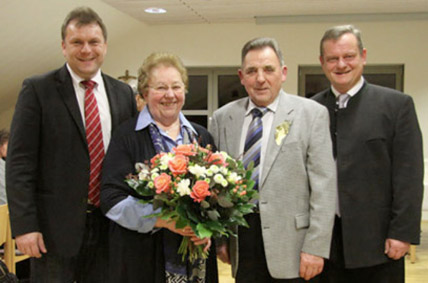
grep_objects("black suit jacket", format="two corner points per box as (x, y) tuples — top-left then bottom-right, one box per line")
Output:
(312, 82), (424, 268)
(6, 65), (137, 257)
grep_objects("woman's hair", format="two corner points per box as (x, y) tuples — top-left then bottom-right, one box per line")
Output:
(137, 52), (188, 95)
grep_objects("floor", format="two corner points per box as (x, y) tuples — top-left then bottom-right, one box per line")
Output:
(218, 221), (428, 283)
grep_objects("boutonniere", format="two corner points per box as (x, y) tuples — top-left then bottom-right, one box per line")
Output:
(275, 121), (292, 146)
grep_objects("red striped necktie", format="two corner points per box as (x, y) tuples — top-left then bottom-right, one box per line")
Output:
(81, 80), (104, 207)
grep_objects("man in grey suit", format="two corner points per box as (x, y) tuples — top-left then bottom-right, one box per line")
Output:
(7, 7), (136, 282)
(312, 25), (423, 283)
(209, 37), (336, 282)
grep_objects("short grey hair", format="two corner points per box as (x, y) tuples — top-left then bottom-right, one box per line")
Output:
(241, 37), (284, 66)
(320, 25), (364, 57)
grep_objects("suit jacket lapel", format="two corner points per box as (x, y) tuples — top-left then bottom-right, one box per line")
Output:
(225, 98), (248, 159)
(56, 65), (87, 145)
(260, 90), (295, 188)
(103, 74), (120, 132)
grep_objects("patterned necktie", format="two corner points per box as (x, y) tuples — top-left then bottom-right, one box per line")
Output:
(338, 93), (350, 109)
(82, 80), (104, 207)
(243, 107), (268, 191)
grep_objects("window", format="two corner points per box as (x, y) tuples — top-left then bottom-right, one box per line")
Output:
(298, 65), (404, 98)
(184, 67), (244, 128)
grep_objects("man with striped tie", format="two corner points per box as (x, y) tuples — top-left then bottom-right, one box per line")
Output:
(6, 7), (136, 282)
(209, 37), (336, 282)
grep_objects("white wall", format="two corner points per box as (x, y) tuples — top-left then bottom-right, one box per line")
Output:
(101, 19), (428, 216)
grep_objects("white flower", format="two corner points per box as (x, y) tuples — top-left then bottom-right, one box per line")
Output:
(206, 168), (214, 177)
(148, 181), (154, 188)
(151, 172), (159, 181)
(176, 179), (191, 196)
(188, 164), (206, 178)
(220, 166), (228, 175)
(221, 179), (228, 187)
(135, 162), (150, 172)
(227, 172), (242, 183)
(159, 153), (173, 170)
(209, 165), (220, 174)
(220, 151), (229, 160)
(138, 169), (150, 181)
(214, 173), (225, 184)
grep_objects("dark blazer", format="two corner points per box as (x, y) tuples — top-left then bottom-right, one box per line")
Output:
(100, 117), (218, 283)
(312, 82), (424, 268)
(6, 64), (137, 257)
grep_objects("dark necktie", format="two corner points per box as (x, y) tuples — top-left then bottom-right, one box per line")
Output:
(243, 107), (268, 191)
(81, 80), (104, 207)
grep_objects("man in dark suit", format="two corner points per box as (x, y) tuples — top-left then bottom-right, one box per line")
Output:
(312, 25), (424, 283)
(210, 37), (336, 282)
(6, 7), (136, 282)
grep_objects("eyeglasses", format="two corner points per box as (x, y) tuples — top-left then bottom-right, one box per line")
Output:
(149, 84), (185, 95)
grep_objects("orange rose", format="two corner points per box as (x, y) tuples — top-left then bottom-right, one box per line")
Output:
(168, 154), (188, 176)
(190, 180), (211, 203)
(207, 152), (227, 166)
(154, 173), (172, 194)
(172, 144), (196, 156)
(150, 153), (166, 167)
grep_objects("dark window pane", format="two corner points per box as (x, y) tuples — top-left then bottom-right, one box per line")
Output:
(218, 75), (247, 107)
(304, 74), (330, 98)
(185, 115), (207, 129)
(185, 75), (208, 110)
(364, 74), (396, 90)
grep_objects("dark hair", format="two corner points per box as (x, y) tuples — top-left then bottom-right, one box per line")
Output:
(61, 6), (107, 41)
(320, 25), (364, 57)
(241, 37), (284, 66)
(0, 129), (9, 146)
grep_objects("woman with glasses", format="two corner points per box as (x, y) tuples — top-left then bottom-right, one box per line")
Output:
(100, 52), (218, 283)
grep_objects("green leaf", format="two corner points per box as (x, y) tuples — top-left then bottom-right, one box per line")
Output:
(200, 200), (210, 209)
(207, 210), (220, 221)
(152, 199), (164, 210)
(218, 195), (234, 208)
(175, 217), (189, 229)
(196, 223), (213, 238)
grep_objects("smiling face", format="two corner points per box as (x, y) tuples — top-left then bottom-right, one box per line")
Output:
(61, 19), (107, 80)
(320, 33), (367, 94)
(143, 65), (185, 126)
(239, 46), (287, 107)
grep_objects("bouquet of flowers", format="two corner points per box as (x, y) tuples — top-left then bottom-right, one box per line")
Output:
(125, 143), (258, 262)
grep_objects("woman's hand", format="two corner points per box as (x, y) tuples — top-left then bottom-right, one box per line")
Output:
(155, 218), (211, 251)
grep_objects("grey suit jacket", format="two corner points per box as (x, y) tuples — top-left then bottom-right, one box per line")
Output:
(209, 90), (336, 279)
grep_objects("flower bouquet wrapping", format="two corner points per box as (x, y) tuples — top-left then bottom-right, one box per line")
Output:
(125, 143), (258, 262)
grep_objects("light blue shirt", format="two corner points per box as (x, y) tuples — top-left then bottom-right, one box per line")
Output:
(106, 107), (197, 233)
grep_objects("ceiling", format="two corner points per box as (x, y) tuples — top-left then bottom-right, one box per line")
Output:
(102, 0), (428, 25)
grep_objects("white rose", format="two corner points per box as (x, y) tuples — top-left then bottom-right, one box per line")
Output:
(188, 164), (206, 178)
(176, 179), (191, 196)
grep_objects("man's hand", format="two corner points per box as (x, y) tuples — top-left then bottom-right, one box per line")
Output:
(216, 242), (230, 264)
(385, 238), (410, 260)
(299, 252), (324, 280)
(15, 232), (47, 258)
